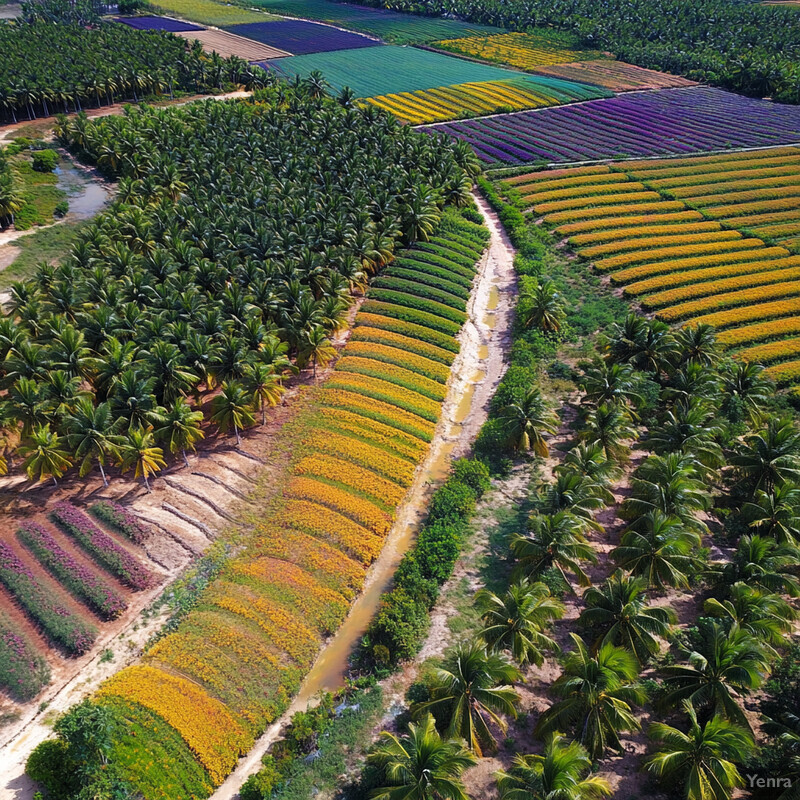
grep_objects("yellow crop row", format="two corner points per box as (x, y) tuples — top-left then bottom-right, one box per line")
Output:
(717, 316), (800, 347)
(595, 238), (763, 273)
(569, 221), (723, 247)
(544, 201), (687, 225)
(624, 255), (800, 297)
(302, 429), (416, 484)
(293, 454), (406, 508)
(100, 666), (252, 784)
(643, 267), (800, 310)
(579, 230), (740, 259)
(523, 177), (641, 205)
(686, 186), (800, 208)
(317, 406), (427, 462)
(535, 190), (660, 215)
(689, 296), (800, 330)
(350, 325), (455, 366)
(658, 280), (800, 322)
(337, 355), (447, 402)
(345, 341), (451, 383)
(765, 359), (800, 385)
(507, 164), (610, 186)
(326, 372), (441, 422)
(282, 498), (382, 564)
(703, 197), (800, 218)
(735, 337), (800, 364)
(610, 246), (789, 284)
(754, 222), (800, 238)
(555, 210), (704, 235)
(644, 163), (800, 190)
(618, 147), (800, 175)
(661, 174), (800, 198)
(434, 31), (594, 69)
(511, 171), (626, 196)
(285, 476), (392, 536)
(719, 210), (799, 228)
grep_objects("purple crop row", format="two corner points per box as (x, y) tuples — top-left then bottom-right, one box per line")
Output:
(115, 15), (205, 32)
(17, 522), (127, 621)
(0, 542), (96, 656)
(90, 501), (151, 546)
(423, 87), (800, 164)
(226, 19), (380, 55)
(0, 614), (50, 702)
(51, 503), (152, 592)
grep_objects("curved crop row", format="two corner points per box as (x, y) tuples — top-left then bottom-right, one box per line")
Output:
(580, 230), (741, 259)
(0, 614), (50, 702)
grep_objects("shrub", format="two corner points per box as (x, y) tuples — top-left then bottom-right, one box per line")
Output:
(415, 520), (463, 583)
(31, 149), (58, 172)
(240, 756), (281, 800)
(0, 614), (51, 701)
(452, 457), (491, 498)
(89, 501), (151, 545)
(54, 200), (69, 218)
(369, 589), (429, 662)
(428, 479), (476, 522)
(26, 739), (76, 797)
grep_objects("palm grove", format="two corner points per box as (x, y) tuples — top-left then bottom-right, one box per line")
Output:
(357, 312), (800, 800)
(0, 79), (479, 488)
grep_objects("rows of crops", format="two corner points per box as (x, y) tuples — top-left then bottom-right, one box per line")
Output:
(364, 75), (610, 124)
(175, 28), (290, 59)
(226, 19), (379, 54)
(535, 59), (696, 91)
(150, 0), (278, 26)
(424, 87), (800, 164)
(78, 213), (487, 799)
(0, 504), (154, 701)
(432, 31), (602, 69)
(503, 149), (800, 386)
(116, 15), (205, 31)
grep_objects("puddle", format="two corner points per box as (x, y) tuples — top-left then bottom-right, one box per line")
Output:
(478, 345), (489, 360)
(55, 160), (111, 219)
(487, 285), (499, 311)
(483, 312), (497, 329)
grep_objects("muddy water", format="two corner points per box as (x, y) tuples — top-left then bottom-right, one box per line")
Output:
(210, 193), (518, 800)
(55, 160), (112, 219)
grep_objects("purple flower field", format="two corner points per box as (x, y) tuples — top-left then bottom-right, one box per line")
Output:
(0, 614), (50, 702)
(115, 16), (205, 32)
(422, 87), (800, 165)
(226, 19), (380, 55)
(90, 501), (151, 546)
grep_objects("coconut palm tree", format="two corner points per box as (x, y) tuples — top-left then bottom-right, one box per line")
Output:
(476, 579), (564, 666)
(298, 325), (337, 379)
(719, 360), (771, 424)
(612, 511), (700, 589)
(535, 634), (645, 760)
(660, 621), (769, 731)
(499, 387), (558, 456)
(411, 641), (520, 756)
(645, 400), (723, 473)
(63, 398), (125, 486)
(520, 279), (565, 334)
(730, 417), (800, 498)
(19, 424), (72, 486)
(539, 472), (611, 531)
(580, 361), (642, 410)
(153, 398), (204, 468)
(703, 582), (795, 653)
(555, 442), (621, 488)
(243, 363), (284, 426)
(510, 511), (597, 589)
(367, 713), (476, 800)
(579, 570), (676, 663)
(743, 483), (800, 544)
(579, 402), (636, 463)
(210, 381), (256, 447)
(706, 534), (800, 597)
(644, 701), (754, 800)
(496, 733), (611, 800)
(674, 323), (720, 368)
(119, 427), (166, 493)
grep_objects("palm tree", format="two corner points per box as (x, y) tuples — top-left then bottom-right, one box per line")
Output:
(499, 387), (558, 456)
(645, 400), (723, 473)
(539, 472), (610, 531)
(674, 323), (720, 367)
(555, 442), (621, 488)
(510, 511), (597, 589)
(660, 621), (769, 731)
(412, 641), (520, 756)
(580, 362), (642, 410)
(579, 570), (676, 663)
(496, 733), (611, 800)
(579, 403), (636, 463)
(19, 424), (72, 486)
(210, 381), (256, 446)
(153, 398), (204, 468)
(612, 511), (700, 589)
(606, 315), (677, 377)
(298, 325), (337, 378)
(706, 534), (800, 597)
(703, 582), (795, 653)
(644, 702), (754, 800)
(367, 713), (476, 800)
(244, 363), (284, 425)
(63, 398), (125, 487)
(720, 360), (771, 423)
(520, 279), (565, 334)
(120, 427), (166, 493)
(730, 417), (800, 498)
(743, 483), (800, 544)
(535, 634), (645, 760)
(476, 580), (564, 666)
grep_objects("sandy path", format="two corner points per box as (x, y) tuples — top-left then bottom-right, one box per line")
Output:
(207, 194), (518, 800)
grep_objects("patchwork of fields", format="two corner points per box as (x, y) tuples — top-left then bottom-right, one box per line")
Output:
(502, 147), (800, 385)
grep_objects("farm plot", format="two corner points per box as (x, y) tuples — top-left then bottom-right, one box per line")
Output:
(425, 86), (800, 165)
(266, 45), (582, 98)
(534, 59), (696, 91)
(364, 75), (610, 124)
(80, 214), (488, 799)
(115, 15), (205, 31)
(175, 28), (290, 59)
(225, 19), (379, 54)
(432, 31), (605, 69)
(247, 0), (502, 42)
(503, 162), (800, 387)
(149, 0), (277, 26)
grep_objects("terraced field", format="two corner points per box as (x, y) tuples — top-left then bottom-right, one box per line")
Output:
(502, 148), (800, 386)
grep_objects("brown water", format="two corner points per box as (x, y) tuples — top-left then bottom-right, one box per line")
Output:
(55, 161), (112, 219)
(487, 285), (500, 311)
(483, 311), (497, 329)
(478, 344), (489, 360)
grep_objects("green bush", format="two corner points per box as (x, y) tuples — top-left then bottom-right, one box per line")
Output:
(415, 520), (463, 583)
(26, 740), (76, 797)
(428, 479), (476, 522)
(369, 589), (429, 662)
(31, 149), (58, 173)
(452, 457), (491, 498)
